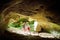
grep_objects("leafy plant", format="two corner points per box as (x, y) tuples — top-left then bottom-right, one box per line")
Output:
(8, 18), (34, 31)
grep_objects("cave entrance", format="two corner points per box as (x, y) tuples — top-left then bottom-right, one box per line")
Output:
(7, 12), (39, 35)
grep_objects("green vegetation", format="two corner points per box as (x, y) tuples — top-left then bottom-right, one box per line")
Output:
(29, 21), (34, 31)
(8, 18), (34, 31)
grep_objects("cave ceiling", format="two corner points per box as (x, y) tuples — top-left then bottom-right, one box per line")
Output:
(0, 0), (60, 24)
